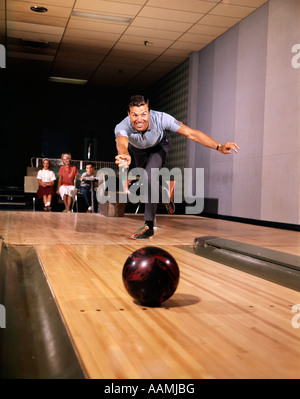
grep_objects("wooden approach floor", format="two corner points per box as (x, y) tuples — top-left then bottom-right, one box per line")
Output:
(0, 210), (299, 379)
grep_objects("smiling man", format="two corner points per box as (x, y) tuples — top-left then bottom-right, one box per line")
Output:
(114, 95), (239, 239)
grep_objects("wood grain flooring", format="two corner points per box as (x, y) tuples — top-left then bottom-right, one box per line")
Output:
(0, 211), (299, 379)
(0, 211), (299, 254)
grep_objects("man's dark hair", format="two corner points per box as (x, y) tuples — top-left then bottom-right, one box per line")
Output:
(128, 95), (150, 112)
(86, 162), (94, 167)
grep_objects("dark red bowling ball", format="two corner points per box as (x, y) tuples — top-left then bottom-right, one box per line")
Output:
(122, 246), (180, 306)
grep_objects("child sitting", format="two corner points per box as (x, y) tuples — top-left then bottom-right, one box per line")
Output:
(37, 158), (56, 211)
(79, 162), (98, 213)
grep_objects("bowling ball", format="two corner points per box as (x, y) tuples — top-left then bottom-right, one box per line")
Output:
(122, 246), (180, 306)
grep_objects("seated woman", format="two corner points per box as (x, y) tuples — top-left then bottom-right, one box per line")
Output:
(37, 158), (56, 211)
(57, 153), (79, 212)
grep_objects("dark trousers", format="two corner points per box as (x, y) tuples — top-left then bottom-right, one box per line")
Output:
(79, 186), (97, 210)
(129, 137), (171, 222)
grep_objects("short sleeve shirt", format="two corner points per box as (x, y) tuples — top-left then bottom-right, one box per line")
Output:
(80, 171), (98, 188)
(58, 165), (78, 186)
(37, 169), (56, 183)
(114, 110), (182, 149)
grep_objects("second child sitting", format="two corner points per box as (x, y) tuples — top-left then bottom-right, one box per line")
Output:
(79, 162), (98, 213)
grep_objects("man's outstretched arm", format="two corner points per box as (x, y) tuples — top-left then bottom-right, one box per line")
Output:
(177, 123), (240, 154)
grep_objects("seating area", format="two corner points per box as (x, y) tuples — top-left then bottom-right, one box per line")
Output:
(23, 157), (179, 216)
(24, 158), (117, 213)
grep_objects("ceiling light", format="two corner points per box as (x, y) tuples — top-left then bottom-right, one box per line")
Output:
(49, 77), (88, 85)
(21, 39), (49, 49)
(72, 11), (132, 23)
(30, 6), (48, 13)
(8, 52), (54, 62)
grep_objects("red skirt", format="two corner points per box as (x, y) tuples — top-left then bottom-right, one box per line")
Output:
(37, 185), (55, 199)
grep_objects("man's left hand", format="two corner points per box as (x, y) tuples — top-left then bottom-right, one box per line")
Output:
(219, 142), (240, 154)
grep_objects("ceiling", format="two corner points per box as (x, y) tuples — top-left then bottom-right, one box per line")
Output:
(1, 0), (269, 91)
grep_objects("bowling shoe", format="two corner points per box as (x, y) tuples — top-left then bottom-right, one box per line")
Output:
(131, 224), (154, 239)
(164, 199), (175, 214)
(162, 186), (175, 214)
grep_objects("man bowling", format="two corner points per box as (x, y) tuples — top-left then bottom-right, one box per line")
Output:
(114, 95), (239, 239)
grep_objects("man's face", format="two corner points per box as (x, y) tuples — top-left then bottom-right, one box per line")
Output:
(128, 104), (150, 132)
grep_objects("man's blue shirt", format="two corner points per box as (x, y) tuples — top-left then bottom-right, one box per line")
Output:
(114, 110), (181, 149)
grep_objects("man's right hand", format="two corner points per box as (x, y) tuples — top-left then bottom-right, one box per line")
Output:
(115, 154), (131, 168)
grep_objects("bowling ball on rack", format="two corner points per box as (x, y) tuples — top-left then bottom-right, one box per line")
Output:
(122, 246), (180, 306)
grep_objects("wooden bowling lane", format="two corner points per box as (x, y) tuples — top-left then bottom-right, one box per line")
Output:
(35, 243), (300, 379)
(0, 211), (299, 255)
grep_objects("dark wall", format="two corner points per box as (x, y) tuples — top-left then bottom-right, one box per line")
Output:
(0, 80), (129, 187)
